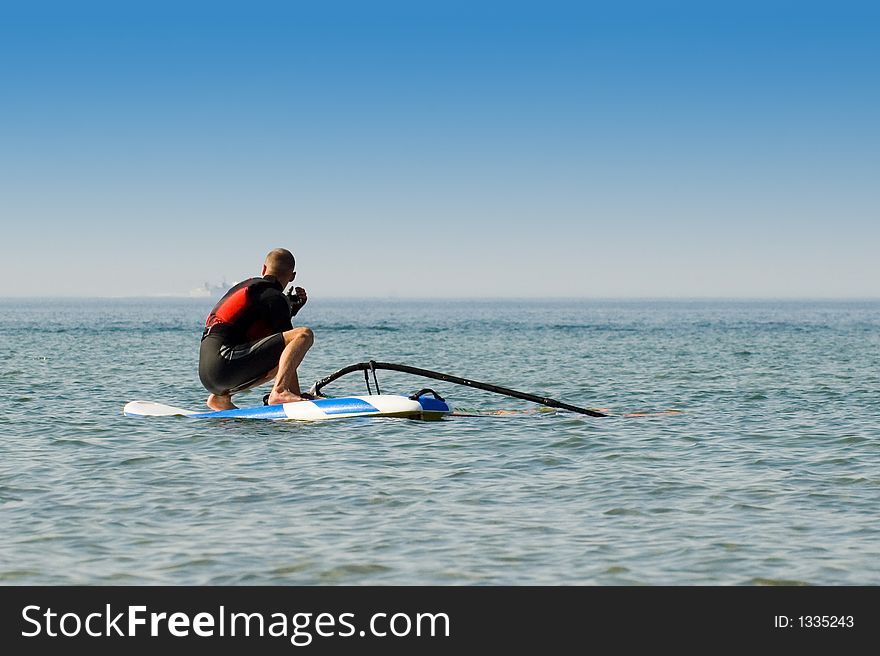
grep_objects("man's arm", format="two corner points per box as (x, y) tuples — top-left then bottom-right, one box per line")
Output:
(267, 291), (295, 333)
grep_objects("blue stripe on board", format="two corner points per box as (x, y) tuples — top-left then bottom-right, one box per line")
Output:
(416, 396), (451, 413)
(312, 398), (380, 415)
(190, 405), (289, 420)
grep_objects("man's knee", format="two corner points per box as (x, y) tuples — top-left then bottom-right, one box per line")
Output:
(296, 327), (314, 346)
(284, 326), (314, 347)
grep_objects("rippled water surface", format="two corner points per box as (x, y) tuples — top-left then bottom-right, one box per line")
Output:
(2, 299), (879, 584)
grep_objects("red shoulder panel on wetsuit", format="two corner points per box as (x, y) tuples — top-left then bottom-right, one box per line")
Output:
(206, 286), (250, 328)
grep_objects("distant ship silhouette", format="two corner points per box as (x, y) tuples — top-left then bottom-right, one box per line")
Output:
(188, 280), (232, 298)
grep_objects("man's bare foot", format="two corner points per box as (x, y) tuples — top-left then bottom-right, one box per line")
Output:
(267, 390), (318, 404)
(207, 394), (237, 411)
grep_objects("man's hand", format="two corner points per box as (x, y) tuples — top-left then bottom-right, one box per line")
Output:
(285, 286), (308, 317)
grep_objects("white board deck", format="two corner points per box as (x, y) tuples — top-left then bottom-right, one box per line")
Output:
(123, 394), (452, 421)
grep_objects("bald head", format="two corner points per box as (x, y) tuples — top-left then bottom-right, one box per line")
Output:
(264, 248), (295, 278)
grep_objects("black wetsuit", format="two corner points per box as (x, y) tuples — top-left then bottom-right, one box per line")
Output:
(198, 275), (293, 395)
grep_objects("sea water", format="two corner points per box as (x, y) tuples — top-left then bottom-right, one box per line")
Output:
(1, 299), (878, 585)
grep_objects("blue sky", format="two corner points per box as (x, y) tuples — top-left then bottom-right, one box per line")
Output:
(2, 0), (878, 297)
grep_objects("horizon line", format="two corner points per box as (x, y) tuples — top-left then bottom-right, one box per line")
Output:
(2, 295), (879, 302)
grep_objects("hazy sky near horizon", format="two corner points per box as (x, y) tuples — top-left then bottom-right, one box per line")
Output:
(2, 0), (878, 298)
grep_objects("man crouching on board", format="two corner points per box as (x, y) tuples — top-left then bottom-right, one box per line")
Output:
(198, 248), (315, 410)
